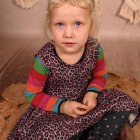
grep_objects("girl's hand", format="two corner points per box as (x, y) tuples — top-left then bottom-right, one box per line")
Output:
(60, 101), (89, 118)
(83, 92), (98, 112)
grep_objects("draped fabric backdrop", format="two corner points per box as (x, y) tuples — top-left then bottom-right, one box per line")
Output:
(0, 0), (140, 98)
(14, 0), (140, 24)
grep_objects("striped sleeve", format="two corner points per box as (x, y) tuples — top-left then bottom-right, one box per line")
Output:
(25, 56), (64, 113)
(86, 45), (108, 94)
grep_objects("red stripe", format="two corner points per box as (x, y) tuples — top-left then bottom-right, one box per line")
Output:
(32, 93), (45, 107)
(96, 57), (105, 66)
(30, 63), (48, 81)
(90, 76), (107, 85)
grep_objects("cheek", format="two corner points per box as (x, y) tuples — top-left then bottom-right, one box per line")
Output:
(54, 33), (61, 39)
(52, 31), (60, 40)
(52, 27), (63, 35)
(53, 33), (62, 44)
(78, 31), (89, 41)
(78, 27), (90, 36)
(51, 26), (60, 36)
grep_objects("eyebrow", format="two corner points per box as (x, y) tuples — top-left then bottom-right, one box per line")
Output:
(52, 17), (87, 22)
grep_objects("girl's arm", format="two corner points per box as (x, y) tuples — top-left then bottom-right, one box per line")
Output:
(86, 45), (108, 94)
(25, 56), (64, 113)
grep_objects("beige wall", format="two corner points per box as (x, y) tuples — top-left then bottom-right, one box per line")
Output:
(0, 0), (140, 81)
(100, 0), (140, 41)
(0, 0), (140, 39)
(0, 0), (48, 37)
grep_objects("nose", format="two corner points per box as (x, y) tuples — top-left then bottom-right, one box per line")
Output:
(64, 26), (74, 38)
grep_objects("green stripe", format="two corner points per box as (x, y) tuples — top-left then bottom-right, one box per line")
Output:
(33, 58), (48, 75)
(26, 95), (35, 103)
(98, 48), (103, 61)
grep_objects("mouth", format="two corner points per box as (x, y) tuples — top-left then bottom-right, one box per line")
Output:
(63, 42), (76, 47)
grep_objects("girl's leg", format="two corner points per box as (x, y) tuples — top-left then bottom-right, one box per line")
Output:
(69, 111), (131, 140)
(86, 111), (131, 140)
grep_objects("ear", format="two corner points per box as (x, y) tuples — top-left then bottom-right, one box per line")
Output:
(89, 20), (96, 36)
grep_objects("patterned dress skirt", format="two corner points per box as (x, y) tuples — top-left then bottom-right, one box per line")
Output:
(8, 89), (140, 140)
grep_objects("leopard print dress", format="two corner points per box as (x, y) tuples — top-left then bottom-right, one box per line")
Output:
(8, 38), (140, 140)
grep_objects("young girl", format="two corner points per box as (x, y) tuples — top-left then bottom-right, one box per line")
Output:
(8, 0), (140, 139)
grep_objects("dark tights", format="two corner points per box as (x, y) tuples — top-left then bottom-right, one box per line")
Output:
(69, 111), (131, 140)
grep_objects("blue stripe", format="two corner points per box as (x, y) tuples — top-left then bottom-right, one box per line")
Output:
(53, 98), (63, 113)
(25, 90), (37, 97)
(99, 44), (102, 53)
(102, 74), (108, 79)
(87, 87), (100, 93)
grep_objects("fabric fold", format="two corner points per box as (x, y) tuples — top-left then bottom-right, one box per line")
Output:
(119, 0), (140, 24)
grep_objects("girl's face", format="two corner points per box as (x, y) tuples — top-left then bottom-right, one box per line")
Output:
(50, 2), (93, 55)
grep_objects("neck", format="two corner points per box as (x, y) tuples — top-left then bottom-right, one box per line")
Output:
(55, 47), (85, 65)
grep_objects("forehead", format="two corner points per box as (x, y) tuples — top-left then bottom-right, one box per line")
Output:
(51, 3), (90, 21)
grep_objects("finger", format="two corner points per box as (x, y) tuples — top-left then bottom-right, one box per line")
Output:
(77, 102), (89, 110)
(71, 113), (79, 118)
(90, 100), (97, 107)
(87, 102), (97, 111)
(83, 98), (87, 105)
(75, 108), (88, 116)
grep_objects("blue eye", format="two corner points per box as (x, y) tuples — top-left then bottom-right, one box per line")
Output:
(75, 22), (81, 26)
(57, 23), (63, 26)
